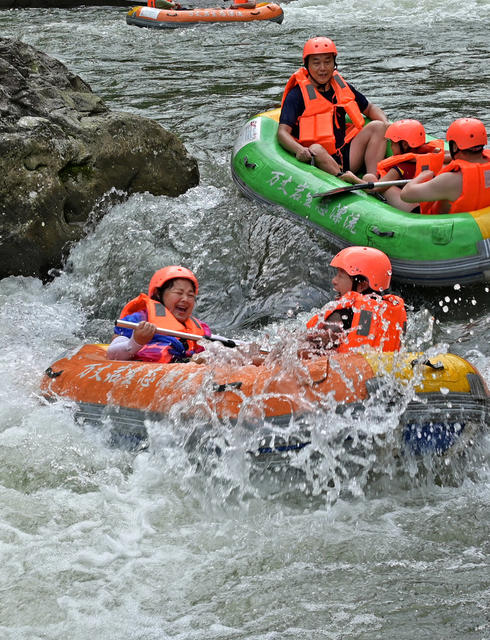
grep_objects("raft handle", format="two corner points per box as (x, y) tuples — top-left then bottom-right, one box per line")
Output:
(410, 359), (444, 370)
(45, 367), (63, 378)
(371, 226), (395, 238)
(243, 156), (257, 169)
(213, 381), (243, 393)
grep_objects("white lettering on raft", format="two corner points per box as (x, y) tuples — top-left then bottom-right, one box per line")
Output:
(78, 363), (166, 388)
(265, 171), (359, 233)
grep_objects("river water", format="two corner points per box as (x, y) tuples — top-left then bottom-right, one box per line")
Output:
(0, 2), (489, 638)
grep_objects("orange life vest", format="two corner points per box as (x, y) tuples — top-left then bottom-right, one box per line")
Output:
(119, 293), (205, 356)
(281, 68), (365, 154)
(377, 140), (445, 179)
(420, 150), (490, 215)
(306, 291), (406, 353)
(147, 0), (173, 7)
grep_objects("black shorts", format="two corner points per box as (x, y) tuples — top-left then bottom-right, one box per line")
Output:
(333, 142), (352, 172)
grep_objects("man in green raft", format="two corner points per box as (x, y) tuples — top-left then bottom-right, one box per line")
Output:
(278, 36), (389, 181)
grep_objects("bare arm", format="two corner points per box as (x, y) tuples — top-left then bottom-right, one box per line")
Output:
(304, 312), (344, 351)
(277, 123), (314, 163)
(400, 170), (462, 204)
(370, 167), (402, 192)
(107, 335), (142, 361)
(106, 321), (157, 361)
(363, 102), (390, 124)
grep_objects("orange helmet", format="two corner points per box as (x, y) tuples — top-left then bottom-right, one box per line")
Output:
(385, 119), (426, 148)
(148, 266), (199, 299)
(303, 37), (337, 62)
(330, 246), (392, 292)
(446, 118), (487, 150)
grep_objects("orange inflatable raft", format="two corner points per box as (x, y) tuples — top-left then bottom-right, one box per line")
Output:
(126, 3), (284, 28)
(40, 343), (488, 456)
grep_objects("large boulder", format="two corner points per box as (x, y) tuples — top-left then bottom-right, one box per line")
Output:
(0, 37), (199, 279)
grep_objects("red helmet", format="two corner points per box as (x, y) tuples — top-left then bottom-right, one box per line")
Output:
(303, 37), (337, 62)
(330, 246), (392, 292)
(148, 266), (199, 299)
(385, 119), (426, 148)
(446, 118), (487, 150)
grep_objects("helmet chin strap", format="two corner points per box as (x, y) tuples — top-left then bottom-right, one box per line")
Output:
(449, 140), (458, 159)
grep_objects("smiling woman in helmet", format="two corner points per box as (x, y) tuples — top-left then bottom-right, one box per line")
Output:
(107, 266), (211, 363)
(278, 37), (389, 180)
(400, 117), (490, 214)
(305, 246), (406, 354)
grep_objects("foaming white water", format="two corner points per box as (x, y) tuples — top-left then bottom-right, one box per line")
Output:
(286, 0), (489, 23)
(2, 447), (489, 638)
(1, 276), (488, 638)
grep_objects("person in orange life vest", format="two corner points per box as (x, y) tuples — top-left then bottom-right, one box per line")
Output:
(356, 119), (446, 212)
(304, 246), (406, 354)
(106, 266), (211, 363)
(400, 117), (490, 214)
(230, 0), (256, 8)
(277, 37), (389, 180)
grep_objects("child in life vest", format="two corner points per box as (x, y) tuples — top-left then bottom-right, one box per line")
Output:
(401, 117), (490, 215)
(304, 246), (406, 354)
(360, 119), (445, 212)
(107, 266), (211, 363)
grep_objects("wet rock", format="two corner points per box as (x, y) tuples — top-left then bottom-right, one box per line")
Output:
(0, 37), (199, 279)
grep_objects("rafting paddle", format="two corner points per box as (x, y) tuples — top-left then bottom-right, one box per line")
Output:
(116, 319), (240, 348)
(313, 179), (410, 198)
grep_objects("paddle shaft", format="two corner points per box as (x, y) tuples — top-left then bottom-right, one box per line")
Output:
(313, 179), (410, 198)
(116, 319), (237, 348)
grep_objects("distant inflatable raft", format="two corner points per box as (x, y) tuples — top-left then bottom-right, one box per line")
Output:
(126, 3), (284, 28)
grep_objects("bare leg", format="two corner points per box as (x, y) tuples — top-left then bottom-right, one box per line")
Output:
(308, 143), (342, 174)
(363, 172), (377, 181)
(349, 121), (388, 174)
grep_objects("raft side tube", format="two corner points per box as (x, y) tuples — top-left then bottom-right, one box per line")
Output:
(231, 112), (490, 286)
(40, 344), (488, 458)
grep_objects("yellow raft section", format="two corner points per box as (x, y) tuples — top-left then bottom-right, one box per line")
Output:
(364, 352), (480, 394)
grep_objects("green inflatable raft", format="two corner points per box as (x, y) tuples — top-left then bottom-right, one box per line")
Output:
(231, 109), (490, 287)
